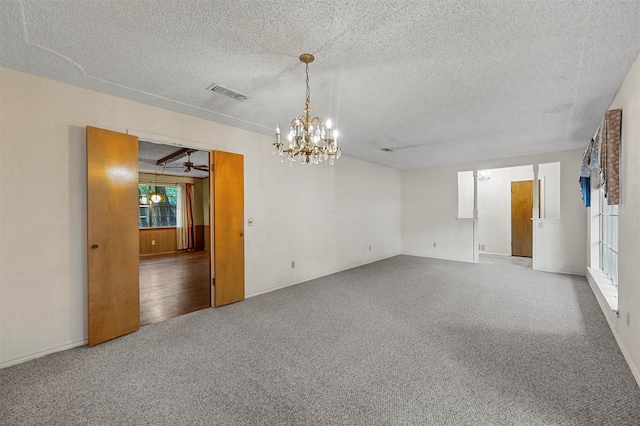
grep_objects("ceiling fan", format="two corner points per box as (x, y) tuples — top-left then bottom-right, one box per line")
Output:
(179, 152), (209, 173)
(156, 149), (209, 173)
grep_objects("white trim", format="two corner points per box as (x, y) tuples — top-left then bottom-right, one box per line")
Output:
(535, 217), (563, 222)
(401, 253), (581, 271)
(400, 252), (476, 263)
(245, 254), (399, 298)
(472, 170), (479, 264)
(1, 339), (88, 369)
(586, 268), (640, 388)
(612, 327), (640, 388)
(586, 267), (618, 312)
(533, 268), (585, 276)
(533, 164), (539, 271)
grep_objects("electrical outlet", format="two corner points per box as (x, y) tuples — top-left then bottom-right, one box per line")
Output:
(291, 261), (295, 269)
(627, 312), (630, 327)
(369, 245), (372, 251)
(433, 242), (437, 248)
(151, 240), (156, 246)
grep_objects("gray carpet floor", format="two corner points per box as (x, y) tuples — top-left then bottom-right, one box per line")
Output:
(1, 255), (639, 425)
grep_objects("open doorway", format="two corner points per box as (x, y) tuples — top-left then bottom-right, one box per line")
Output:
(457, 162), (561, 269)
(476, 165), (535, 267)
(137, 141), (211, 326)
(87, 126), (245, 345)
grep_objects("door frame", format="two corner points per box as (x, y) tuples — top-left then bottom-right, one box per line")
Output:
(87, 128), (245, 342)
(128, 129), (244, 306)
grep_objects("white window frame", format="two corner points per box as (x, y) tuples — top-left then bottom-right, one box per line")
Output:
(598, 186), (619, 287)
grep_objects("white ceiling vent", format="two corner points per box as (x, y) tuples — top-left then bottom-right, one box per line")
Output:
(206, 83), (248, 101)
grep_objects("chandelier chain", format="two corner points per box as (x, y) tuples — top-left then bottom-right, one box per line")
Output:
(305, 63), (310, 110)
(273, 53), (341, 165)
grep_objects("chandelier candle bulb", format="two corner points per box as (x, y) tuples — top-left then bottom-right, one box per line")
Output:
(273, 53), (341, 165)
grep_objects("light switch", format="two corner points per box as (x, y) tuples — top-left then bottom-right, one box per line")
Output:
(248, 218), (254, 226)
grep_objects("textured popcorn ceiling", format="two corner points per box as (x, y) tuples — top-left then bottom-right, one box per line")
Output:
(1, 0), (639, 169)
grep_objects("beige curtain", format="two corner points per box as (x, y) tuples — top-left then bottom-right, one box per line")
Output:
(601, 109), (622, 205)
(176, 183), (195, 250)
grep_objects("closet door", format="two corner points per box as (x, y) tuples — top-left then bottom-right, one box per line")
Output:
(212, 151), (245, 307)
(87, 126), (140, 346)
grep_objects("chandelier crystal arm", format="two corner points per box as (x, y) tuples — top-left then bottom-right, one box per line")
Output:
(273, 53), (341, 165)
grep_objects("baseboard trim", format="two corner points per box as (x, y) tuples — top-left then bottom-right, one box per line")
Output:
(586, 269), (640, 388)
(609, 325), (640, 389)
(533, 267), (585, 276)
(246, 254), (400, 299)
(1, 339), (88, 369)
(3, 255), (400, 369)
(586, 267), (618, 311)
(401, 253), (585, 275)
(400, 252), (475, 263)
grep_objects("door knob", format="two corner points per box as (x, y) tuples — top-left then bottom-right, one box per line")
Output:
(91, 244), (99, 249)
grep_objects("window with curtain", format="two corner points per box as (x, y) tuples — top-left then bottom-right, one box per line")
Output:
(581, 108), (621, 289)
(138, 184), (178, 228)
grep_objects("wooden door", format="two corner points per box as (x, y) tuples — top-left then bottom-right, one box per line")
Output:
(212, 151), (245, 307)
(87, 126), (140, 346)
(511, 180), (537, 258)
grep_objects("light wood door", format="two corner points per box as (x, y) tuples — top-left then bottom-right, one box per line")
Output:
(212, 151), (245, 307)
(87, 126), (140, 346)
(511, 180), (536, 258)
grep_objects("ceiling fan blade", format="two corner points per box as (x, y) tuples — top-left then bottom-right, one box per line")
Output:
(156, 148), (196, 166)
(194, 165), (209, 172)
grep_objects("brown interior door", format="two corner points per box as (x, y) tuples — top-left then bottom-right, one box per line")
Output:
(511, 180), (537, 258)
(87, 126), (140, 346)
(212, 151), (245, 307)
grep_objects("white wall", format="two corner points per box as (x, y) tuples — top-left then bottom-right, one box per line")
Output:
(401, 149), (587, 274)
(402, 166), (475, 262)
(587, 53), (640, 385)
(0, 68), (401, 367)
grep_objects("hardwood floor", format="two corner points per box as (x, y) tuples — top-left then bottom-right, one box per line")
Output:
(139, 251), (211, 326)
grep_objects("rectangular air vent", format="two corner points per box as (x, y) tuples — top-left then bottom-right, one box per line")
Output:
(206, 83), (248, 101)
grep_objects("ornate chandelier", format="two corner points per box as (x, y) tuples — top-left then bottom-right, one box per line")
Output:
(274, 53), (341, 165)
